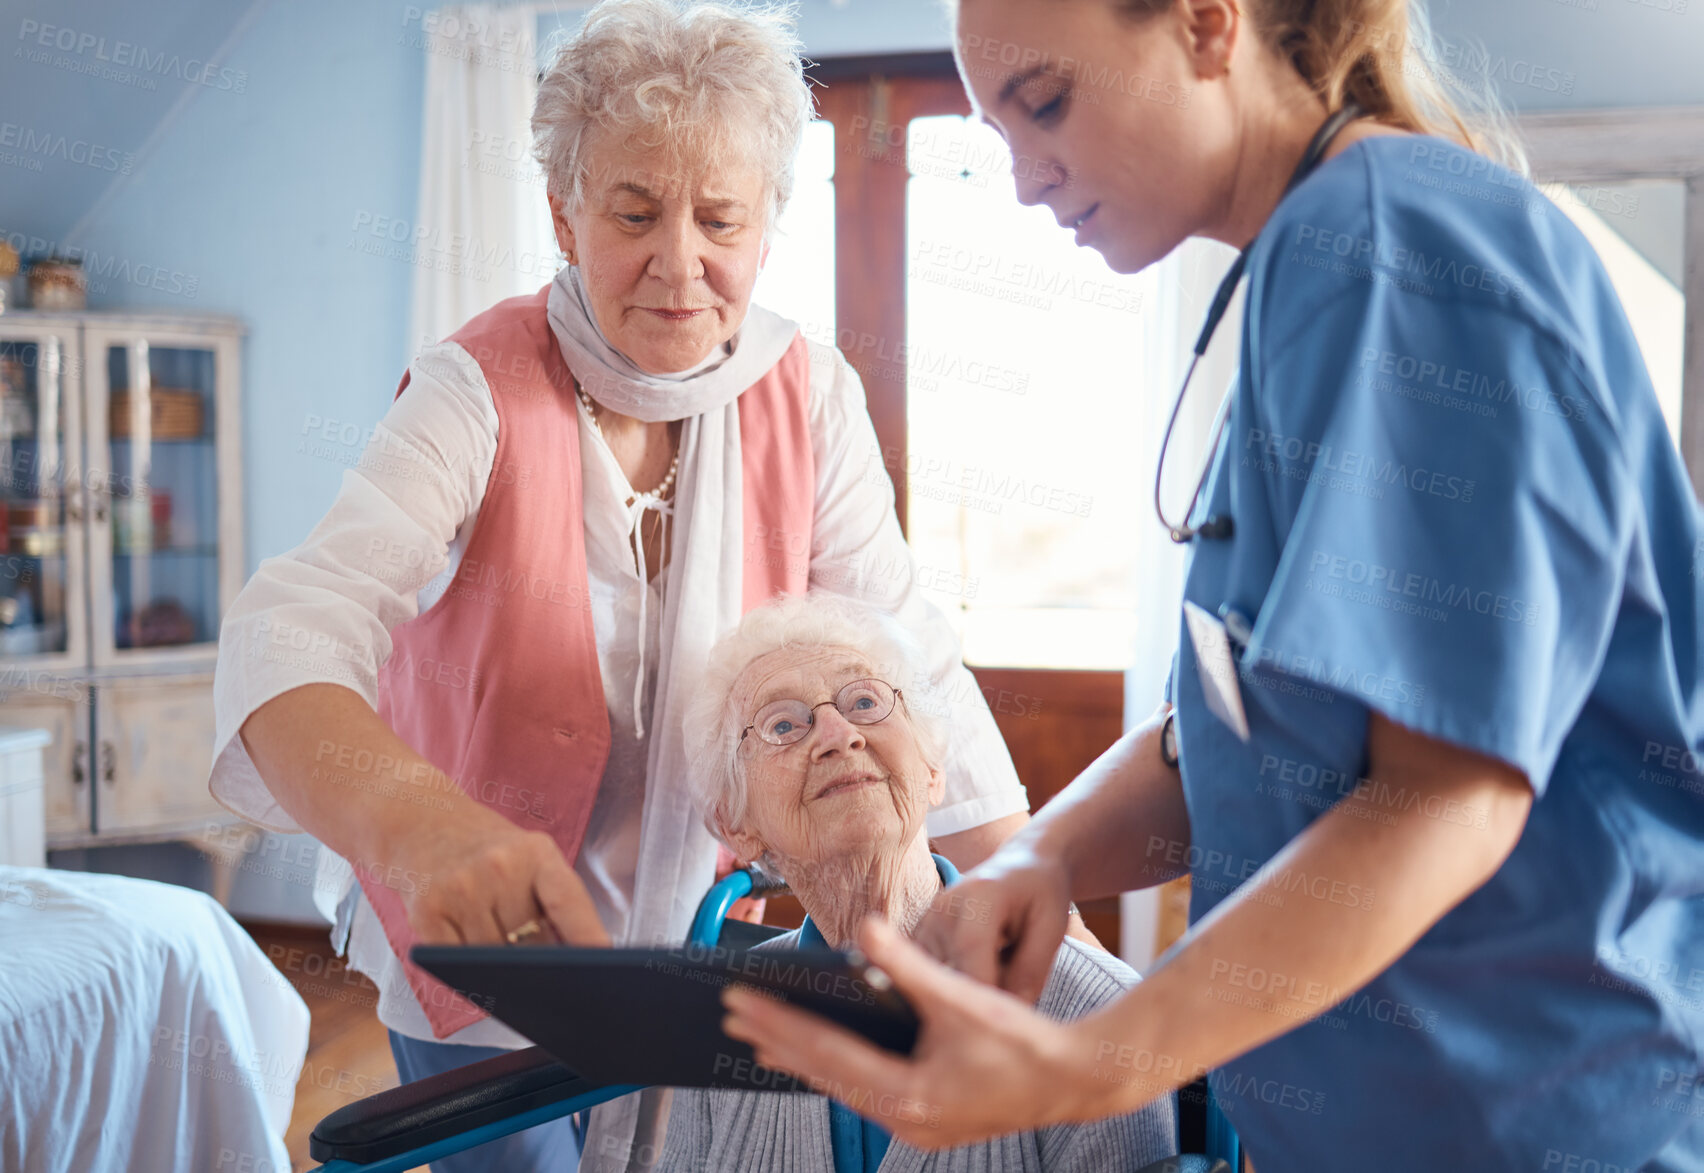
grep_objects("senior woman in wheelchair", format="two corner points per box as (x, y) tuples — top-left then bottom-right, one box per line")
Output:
(663, 593), (1177, 1172)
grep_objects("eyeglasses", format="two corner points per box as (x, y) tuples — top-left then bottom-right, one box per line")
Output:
(740, 678), (902, 747)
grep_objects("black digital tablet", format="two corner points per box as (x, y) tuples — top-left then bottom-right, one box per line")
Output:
(411, 943), (919, 1092)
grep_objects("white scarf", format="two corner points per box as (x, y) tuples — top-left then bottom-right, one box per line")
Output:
(547, 265), (798, 1173)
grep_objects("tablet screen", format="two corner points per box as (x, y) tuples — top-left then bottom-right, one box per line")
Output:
(412, 943), (918, 1091)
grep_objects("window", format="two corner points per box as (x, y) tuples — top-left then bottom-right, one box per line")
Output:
(752, 120), (837, 339)
(903, 115), (1158, 669)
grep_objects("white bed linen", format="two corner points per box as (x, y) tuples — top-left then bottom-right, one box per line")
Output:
(0, 867), (310, 1173)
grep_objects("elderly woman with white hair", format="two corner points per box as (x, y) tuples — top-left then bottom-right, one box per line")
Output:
(207, 2), (1033, 1170)
(665, 593), (1176, 1172)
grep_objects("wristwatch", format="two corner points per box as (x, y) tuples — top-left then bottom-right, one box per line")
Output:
(1159, 709), (1179, 769)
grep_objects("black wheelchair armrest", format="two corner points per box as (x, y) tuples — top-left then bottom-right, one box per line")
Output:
(308, 1045), (591, 1165)
(716, 919), (791, 948)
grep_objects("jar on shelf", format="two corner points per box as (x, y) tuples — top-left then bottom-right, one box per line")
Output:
(113, 497), (146, 552)
(26, 257), (87, 311)
(0, 240), (18, 314)
(0, 356), (31, 440)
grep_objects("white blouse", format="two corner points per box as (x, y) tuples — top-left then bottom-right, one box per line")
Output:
(209, 335), (1028, 1046)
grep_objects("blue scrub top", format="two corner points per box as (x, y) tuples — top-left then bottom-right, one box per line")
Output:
(1171, 135), (1704, 1172)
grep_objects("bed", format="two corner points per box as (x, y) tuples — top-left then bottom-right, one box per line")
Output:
(0, 865), (310, 1173)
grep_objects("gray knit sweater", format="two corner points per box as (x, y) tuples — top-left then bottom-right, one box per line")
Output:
(658, 932), (1176, 1173)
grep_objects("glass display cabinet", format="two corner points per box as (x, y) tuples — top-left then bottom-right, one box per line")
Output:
(0, 310), (244, 849)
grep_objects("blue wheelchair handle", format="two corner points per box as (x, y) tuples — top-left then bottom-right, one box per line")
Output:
(689, 869), (753, 948)
(688, 864), (792, 949)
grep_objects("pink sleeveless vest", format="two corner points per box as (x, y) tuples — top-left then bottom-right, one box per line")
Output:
(370, 285), (814, 1037)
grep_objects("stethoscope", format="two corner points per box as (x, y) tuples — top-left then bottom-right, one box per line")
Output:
(1153, 102), (1366, 544)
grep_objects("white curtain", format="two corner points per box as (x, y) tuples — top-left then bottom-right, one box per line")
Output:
(409, 4), (559, 351)
(1120, 237), (1244, 971)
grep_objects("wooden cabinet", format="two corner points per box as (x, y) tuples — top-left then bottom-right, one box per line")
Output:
(92, 674), (222, 836)
(0, 311), (243, 849)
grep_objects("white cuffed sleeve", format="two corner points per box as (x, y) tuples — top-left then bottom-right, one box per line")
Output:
(207, 343), (499, 831)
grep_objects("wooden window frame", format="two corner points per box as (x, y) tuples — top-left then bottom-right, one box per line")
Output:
(812, 56), (968, 532)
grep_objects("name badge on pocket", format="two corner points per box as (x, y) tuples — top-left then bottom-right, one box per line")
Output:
(1183, 600), (1251, 742)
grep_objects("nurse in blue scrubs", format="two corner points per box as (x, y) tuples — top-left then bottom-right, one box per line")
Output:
(721, 1), (1704, 1170)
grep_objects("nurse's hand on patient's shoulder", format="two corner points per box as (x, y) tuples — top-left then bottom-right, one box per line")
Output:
(912, 843), (1073, 1005)
(382, 801), (610, 948)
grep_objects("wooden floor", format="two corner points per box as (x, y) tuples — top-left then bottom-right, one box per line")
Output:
(243, 922), (426, 1173)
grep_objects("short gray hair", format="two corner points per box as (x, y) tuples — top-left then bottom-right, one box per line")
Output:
(531, 0), (814, 220)
(683, 593), (951, 844)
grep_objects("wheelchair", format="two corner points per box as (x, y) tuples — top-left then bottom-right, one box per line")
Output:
(306, 867), (1241, 1173)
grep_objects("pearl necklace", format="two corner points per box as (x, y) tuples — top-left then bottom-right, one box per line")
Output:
(576, 383), (680, 502)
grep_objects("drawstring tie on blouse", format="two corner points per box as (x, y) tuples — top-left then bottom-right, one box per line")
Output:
(623, 491), (671, 741)
(576, 377), (677, 742)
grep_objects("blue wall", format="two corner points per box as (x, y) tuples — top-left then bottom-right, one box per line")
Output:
(5, 0), (431, 918)
(13, 0), (429, 562)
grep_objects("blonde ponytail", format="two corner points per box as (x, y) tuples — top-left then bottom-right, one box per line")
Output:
(1112, 0), (1525, 171)
(1254, 0), (1523, 170)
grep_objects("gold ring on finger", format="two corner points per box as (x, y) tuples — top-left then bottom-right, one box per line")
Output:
(505, 918), (543, 945)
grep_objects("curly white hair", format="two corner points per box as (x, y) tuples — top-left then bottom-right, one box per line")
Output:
(532, 0), (815, 221)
